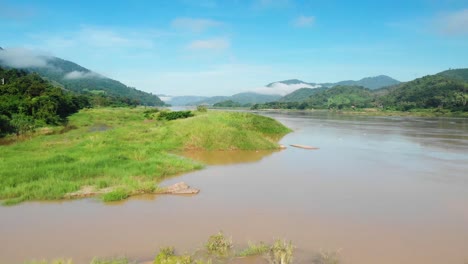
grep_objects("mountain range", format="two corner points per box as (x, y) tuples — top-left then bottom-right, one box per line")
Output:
(166, 75), (400, 106)
(0, 48), (164, 106)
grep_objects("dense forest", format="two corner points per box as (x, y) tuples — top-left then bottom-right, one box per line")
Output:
(27, 57), (164, 106)
(252, 71), (468, 112)
(0, 67), (88, 136)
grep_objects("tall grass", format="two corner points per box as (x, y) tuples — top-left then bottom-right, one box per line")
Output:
(0, 108), (290, 205)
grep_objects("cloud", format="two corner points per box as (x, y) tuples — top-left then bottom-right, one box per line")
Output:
(436, 9), (468, 35)
(188, 38), (230, 50)
(252, 82), (322, 96)
(158, 96), (173, 102)
(171, 17), (222, 32)
(0, 47), (52, 68)
(63, 70), (102, 80)
(31, 25), (155, 50)
(293, 15), (315, 27)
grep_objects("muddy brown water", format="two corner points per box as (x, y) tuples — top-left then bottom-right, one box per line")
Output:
(1, 111), (468, 264)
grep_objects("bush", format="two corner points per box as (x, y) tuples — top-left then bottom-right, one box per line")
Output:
(205, 232), (232, 256)
(158, 111), (194, 121)
(154, 247), (191, 264)
(196, 105), (208, 112)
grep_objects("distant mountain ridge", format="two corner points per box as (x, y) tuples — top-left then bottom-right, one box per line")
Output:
(192, 92), (281, 106)
(266, 79), (318, 87)
(0, 48), (164, 106)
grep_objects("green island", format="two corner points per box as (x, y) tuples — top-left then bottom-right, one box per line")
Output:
(0, 107), (290, 205)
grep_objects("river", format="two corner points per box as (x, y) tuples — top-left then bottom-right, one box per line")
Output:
(1, 111), (467, 264)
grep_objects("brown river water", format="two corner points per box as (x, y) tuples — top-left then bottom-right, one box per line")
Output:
(1, 111), (468, 264)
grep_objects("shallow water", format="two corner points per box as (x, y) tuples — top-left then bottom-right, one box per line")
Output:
(1, 111), (467, 264)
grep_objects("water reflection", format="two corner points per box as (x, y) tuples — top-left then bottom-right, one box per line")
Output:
(181, 150), (279, 165)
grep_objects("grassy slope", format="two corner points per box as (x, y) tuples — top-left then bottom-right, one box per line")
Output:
(0, 108), (290, 205)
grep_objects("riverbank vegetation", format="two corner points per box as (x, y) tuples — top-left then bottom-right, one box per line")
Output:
(25, 232), (340, 264)
(0, 108), (290, 205)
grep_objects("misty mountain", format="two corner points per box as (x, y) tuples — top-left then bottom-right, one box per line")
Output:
(323, 75), (400, 90)
(0, 48), (164, 106)
(266, 79), (318, 87)
(278, 87), (329, 102)
(193, 92), (282, 106)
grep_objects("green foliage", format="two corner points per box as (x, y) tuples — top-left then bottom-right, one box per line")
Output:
(379, 75), (468, 111)
(25, 57), (164, 106)
(154, 247), (191, 264)
(437, 68), (468, 83)
(237, 242), (270, 257)
(254, 71), (468, 114)
(196, 105), (208, 112)
(253, 86), (374, 110)
(205, 232), (233, 256)
(0, 67), (86, 136)
(279, 87), (328, 102)
(143, 108), (160, 119)
(101, 189), (129, 202)
(213, 100), (242, 107)
(157, 110), (194, 121)
(269, 240), (294, 264)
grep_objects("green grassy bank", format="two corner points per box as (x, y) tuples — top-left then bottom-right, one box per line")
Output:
(0, 108), (290, 205)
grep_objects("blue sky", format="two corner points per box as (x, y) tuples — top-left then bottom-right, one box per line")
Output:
(1, 0), (467, 96)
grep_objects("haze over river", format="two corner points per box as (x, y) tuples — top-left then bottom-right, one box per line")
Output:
(1, 111), (467, 264)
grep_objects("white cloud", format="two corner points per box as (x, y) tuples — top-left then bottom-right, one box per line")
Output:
(32, 25), (155, 50)
(158, 96), (173, 102)
(171, 17), (222, 32)
(0, 47), (52, 68)
(293, 15), (315, 27)
(436, 9), (468, 35)
(188, 38), (230, 50)
(252, 82), (321, 96)
(64, 70), (102, 80)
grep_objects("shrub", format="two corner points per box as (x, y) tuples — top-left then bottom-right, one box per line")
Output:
(154, 246), (191, 264)
(158, 111), (194, 121)
(205, 232), (233, 256)
(269, 239), (294, 264)
(196, 105), (208, 112)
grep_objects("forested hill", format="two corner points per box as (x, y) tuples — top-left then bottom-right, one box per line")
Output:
(379, 74), (467, 111)
(278, 87), (328, 102)
(0, 50), (164, 106)
(324, 75), (400, 90)
(0, 67), (88, 136)
(252, 73), (467, 112)
(437, 68), (468, 83)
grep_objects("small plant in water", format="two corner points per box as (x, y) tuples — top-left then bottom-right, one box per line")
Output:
(154, 246), (191, 264)
(237, 241), (270, 257)
(269, 239), (294, 264)
(205, 232), (233, 256)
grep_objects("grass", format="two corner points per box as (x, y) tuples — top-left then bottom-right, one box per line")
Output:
(237, 242), (270, 257)
(23, 233), (341, 264)
(0, 108), (291, 205)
